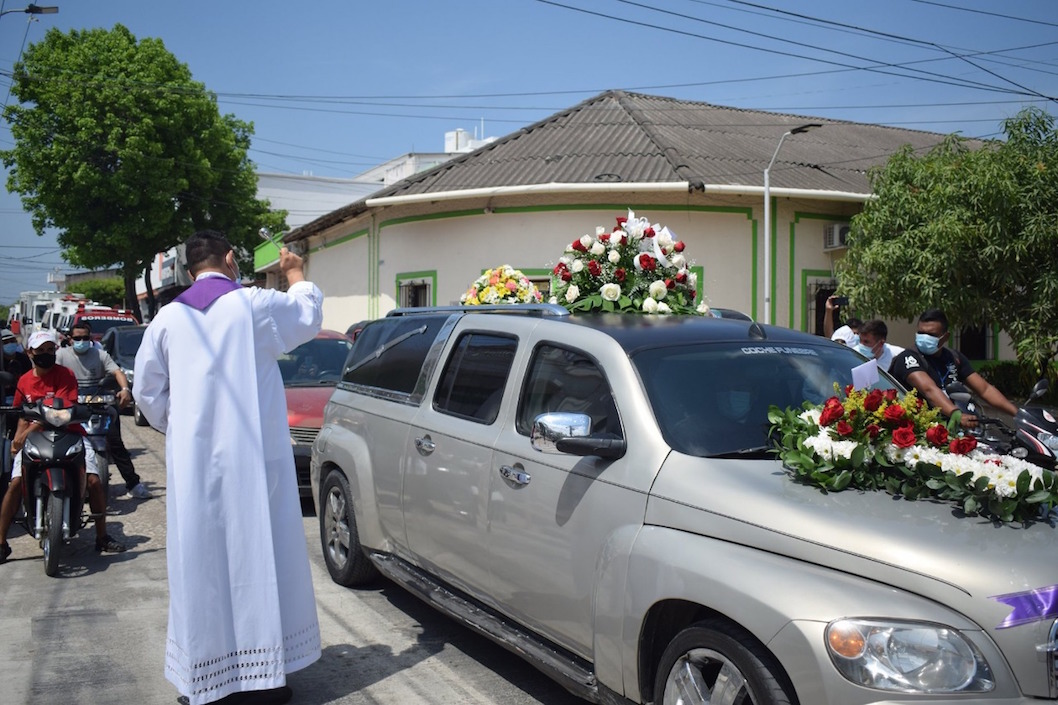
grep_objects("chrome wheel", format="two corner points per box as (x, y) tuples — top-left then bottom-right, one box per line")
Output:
(323, 485), (350, 570)
(663, 648), (749, 705)
(318, 470), (377, 586)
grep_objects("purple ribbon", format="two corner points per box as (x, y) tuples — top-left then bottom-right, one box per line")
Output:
(991, 584), (1058, 629)
(172, 277), (242, 311)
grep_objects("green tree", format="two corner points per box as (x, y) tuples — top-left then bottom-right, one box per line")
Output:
(67, 277), (126, 308)
(1, 25), (286, 319)
(838, 107), (1058, 374)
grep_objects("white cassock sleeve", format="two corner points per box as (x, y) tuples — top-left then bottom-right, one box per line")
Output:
(132, 319), (170, 430)
(259, 280), (323, 354)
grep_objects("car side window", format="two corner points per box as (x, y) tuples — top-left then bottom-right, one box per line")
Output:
(341, 315), (449, 395)
(516, 344), (622, 438)
(433, 332), (517, 424)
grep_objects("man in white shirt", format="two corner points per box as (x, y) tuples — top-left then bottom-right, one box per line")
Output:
(855, 319), (904, 374)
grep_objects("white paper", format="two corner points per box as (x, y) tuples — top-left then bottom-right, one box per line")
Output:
(852, 358), (879, 390)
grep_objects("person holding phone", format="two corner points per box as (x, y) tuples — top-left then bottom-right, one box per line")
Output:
(823, 295), (862, 346)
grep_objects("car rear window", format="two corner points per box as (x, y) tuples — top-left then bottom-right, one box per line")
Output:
(433, 332), (517, 424)
(634, 341), (899, 457)
(342, 315), (451, 395)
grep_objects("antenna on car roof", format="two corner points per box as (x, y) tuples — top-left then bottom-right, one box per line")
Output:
(748, 322), (767, 340)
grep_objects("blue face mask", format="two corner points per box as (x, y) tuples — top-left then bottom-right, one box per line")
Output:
(916, 333), (942, 355)
(854, 342), (875, 359)
(3, 342), (21, 355)
(72, 340), (92, 354)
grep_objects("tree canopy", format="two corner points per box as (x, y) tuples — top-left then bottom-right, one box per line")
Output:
(1, 24), (286, 316)
(67, 277), (125, 308)
(837, 107), (1058, 373)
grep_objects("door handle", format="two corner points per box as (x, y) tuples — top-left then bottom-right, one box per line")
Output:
(499, 465), (531, 486)
(414, 436), (435, 455)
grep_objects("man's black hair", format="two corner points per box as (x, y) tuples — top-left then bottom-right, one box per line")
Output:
(185, 230), (232, 275)
(71, 320), (92, 333)
(919, 309), (949, 333)
(860, 319), (888, 339)
(845, 317), (863, 331)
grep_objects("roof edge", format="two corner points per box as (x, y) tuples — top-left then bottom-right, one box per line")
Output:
(365, 181), (693, 207)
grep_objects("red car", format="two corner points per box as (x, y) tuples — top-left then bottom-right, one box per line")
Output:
(280, 329), (352, 499)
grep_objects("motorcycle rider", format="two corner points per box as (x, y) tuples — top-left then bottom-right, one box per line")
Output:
(0, 330), (126, 563)
(854, 319), (904, 372)
(57, 322), (151, 499)
(889, 309), (1018, 430)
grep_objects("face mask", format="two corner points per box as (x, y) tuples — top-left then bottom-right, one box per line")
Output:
(854, 343), (876, 359)
(32, 352), (56, 369)
(72, 340), (92, 354)
(846, 334), (860, 348)
(3, 342), (21, 355)
(228, 257), (241, 283)
(916, 333), (942, 355)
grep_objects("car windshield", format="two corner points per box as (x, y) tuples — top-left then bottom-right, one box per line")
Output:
(633, 340), (901, 458)
(279, 337), (352, 386)
(117, 328), (145, 355)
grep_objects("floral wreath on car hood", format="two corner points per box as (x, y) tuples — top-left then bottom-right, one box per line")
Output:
(769, 385), (1058, 524)
(550, 210), (710, 315)
(460, 265), (544, 305)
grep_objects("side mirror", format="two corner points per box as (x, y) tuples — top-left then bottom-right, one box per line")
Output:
(530, 411), (626, 459)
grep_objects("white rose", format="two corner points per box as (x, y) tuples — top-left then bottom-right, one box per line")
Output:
(671, 253), (686, 269)
(549, 296), (558, 305)
(688, 271), (698, 288)
(608, 249), (620, 264)
(559, 255), (572, 266)
(572, 259), (584, 273)
(642, 297), (659, 313)
(649, 280), (668, 300)
(657, 232), (674, 250)
(565, 285), (580, 303)
(580, 234), (593, 249)
(591, 242), (606, 256)
(600, 283), (621, 301)
(657, 302), (672, 314)
(696, 302), (711, 315)
(565, 243), (574, 253)
(596, 226), (606, 236)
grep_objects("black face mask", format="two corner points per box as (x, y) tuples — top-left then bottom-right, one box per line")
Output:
(32, 353), (56, 369)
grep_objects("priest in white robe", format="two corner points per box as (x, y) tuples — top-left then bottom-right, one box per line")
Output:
(134, 230), (323, 705)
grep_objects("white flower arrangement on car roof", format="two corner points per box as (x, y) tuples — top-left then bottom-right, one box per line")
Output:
(550, 210), (710, 315)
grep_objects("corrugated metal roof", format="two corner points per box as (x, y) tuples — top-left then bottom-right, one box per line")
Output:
(288, 90), (968, 241)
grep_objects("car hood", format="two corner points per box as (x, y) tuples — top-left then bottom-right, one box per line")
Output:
(284, 385), (335, 428)
(648, 453), (1058, 696)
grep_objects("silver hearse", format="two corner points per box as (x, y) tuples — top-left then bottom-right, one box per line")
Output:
(311, 305), (1058, 705)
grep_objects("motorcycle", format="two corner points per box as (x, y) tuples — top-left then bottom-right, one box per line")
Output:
(11, 394), (95, 576)
(77, 384), (116, 503)
(946, 378), (1058, 470)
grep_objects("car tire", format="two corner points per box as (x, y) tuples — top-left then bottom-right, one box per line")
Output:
(133, 403), (149, 427)
(654, 619), (795, 705)
(319, 470), (378, 587)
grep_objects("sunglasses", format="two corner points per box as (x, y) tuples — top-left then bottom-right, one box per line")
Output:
(70, 335), (91, 341)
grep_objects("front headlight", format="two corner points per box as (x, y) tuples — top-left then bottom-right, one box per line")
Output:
(42, 407), (73, 427)
(22, 437), (40, 459)
(123, 368), (134, 386)
(826, 619), (994, 693)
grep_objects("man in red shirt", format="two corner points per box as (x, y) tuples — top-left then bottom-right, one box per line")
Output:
(0, 330), (125, 563)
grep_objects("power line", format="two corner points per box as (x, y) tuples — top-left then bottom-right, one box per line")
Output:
(910, 0), (1058, 28)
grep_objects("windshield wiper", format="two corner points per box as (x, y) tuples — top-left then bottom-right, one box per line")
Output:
(706, 446), (774, 459)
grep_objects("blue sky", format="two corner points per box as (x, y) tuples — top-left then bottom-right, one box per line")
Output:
(1, 0), (1055, 304)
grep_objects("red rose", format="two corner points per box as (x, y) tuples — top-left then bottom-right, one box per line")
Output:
(689, 290), (696, 299)
(638, 253), (657, 271)
(553, 263), (567, 275)
(616, 216), (628, 226)
(949, 436), (978, 455)
(819, 398), (845, 426)
(572, 239), (586, 252)
(676, 271), (687, 283)
(884, 389), (898, 402)
(836, 420), (853, 436)
(643, 226), (655, 238)
(618, 234), (628, 245)
(863, 389), (883, 411)
(674, 241), (685, 252)
(614, 268), (626, 282)
(883, 404), (906, 424)
(599, 232), (610, 242)
(866, 424), (881, 439)
(588, 260), (602, 276)
(892, 426), (917, 448)
(665, 278), (675, 289)
(925, 425), (949, 447)
(561, 271), (572, 282)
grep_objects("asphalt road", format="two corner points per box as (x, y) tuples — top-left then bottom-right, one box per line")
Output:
(0, 419), (584, 705)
